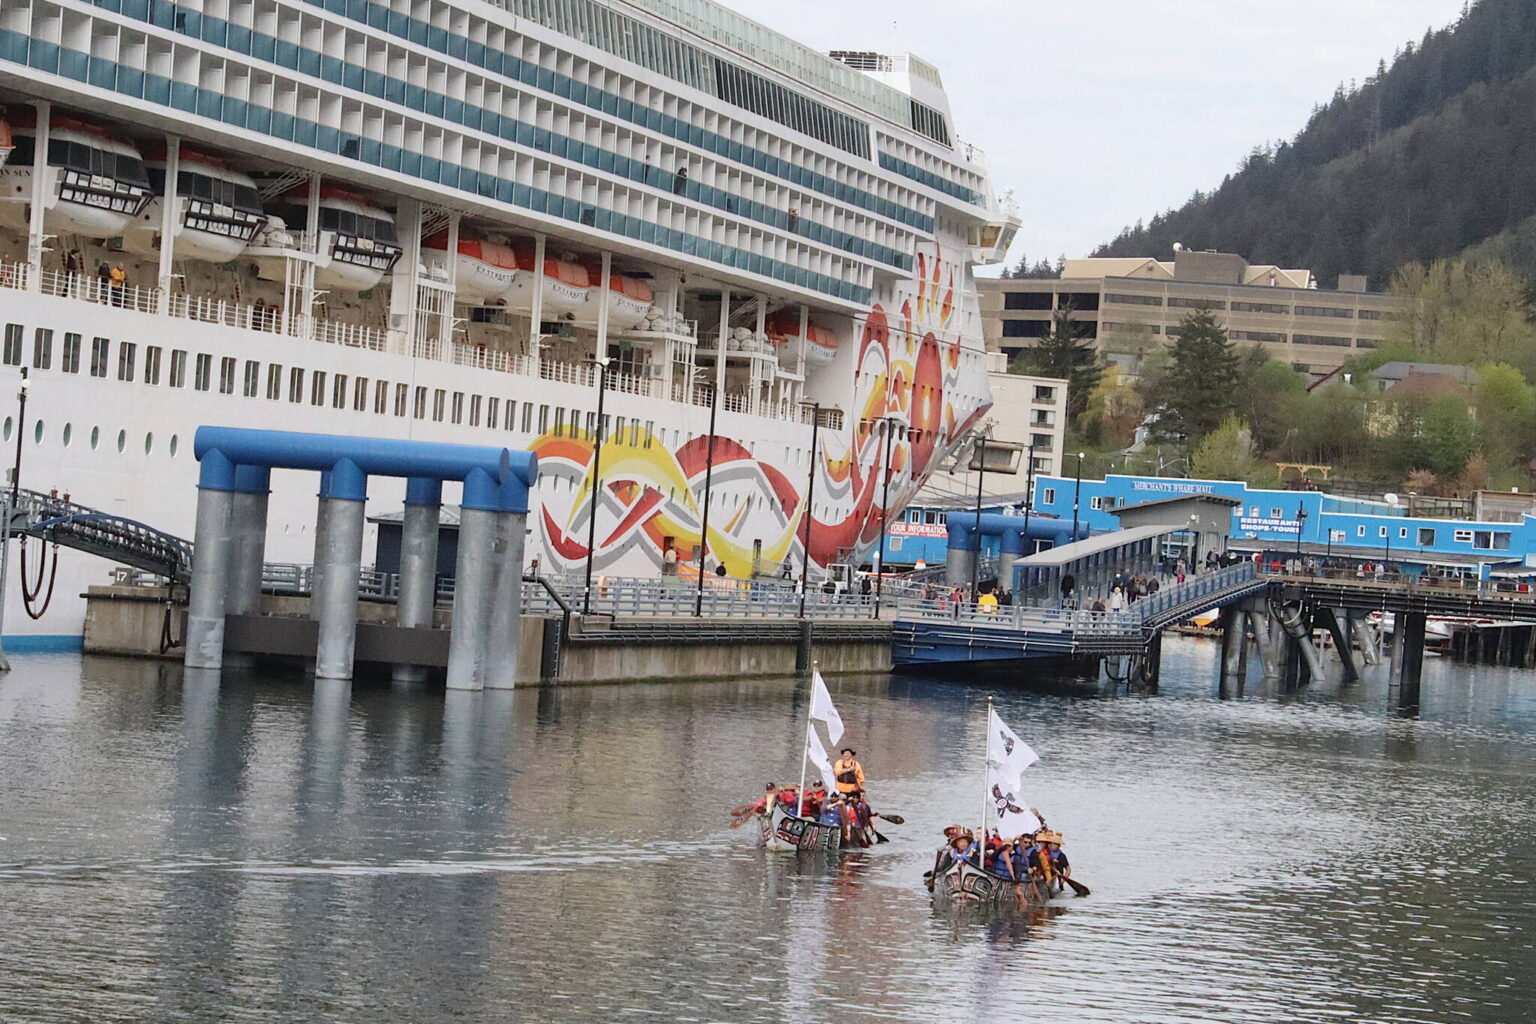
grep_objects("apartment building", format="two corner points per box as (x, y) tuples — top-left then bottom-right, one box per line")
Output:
(980, 250), (1405, 378)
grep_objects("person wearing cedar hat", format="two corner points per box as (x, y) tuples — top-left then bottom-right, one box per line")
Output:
(833, 748), (865, 795)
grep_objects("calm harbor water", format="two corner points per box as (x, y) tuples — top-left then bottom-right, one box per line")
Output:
(0, 640), (1533, 1023)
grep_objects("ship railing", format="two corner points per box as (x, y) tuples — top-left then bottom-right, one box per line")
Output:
(524, 574), (878, 619)
(314, 318), (386, 351)
(539, 359), (597, 388)
(606, 368), (654, 397)
(449, 342), (531, 375)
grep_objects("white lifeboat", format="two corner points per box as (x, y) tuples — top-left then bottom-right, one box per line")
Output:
(0, 115), (152, 238)
(766, 311), (839, 365)
(252, 187), (402, 292)
(422, 232), (519, 304)
(122, 147), (264, 263)
(501, 243), (591, 318)
(577, 269), (654, 330)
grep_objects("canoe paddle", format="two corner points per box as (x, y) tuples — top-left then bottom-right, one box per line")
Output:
(1059, 875), (1091, 897)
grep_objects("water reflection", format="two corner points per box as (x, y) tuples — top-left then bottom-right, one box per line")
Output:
(0, 642), (1531, 1021)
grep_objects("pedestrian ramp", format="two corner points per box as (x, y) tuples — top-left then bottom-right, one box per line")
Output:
(893, 563), (1270, 666)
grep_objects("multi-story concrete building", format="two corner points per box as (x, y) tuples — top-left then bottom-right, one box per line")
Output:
(980, 250), (1406, 378)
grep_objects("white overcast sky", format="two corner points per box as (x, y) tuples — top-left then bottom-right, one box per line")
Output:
(720, 0), (1468, 267)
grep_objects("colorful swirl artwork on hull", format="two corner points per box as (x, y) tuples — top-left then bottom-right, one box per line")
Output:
(530, 249), (991, 577)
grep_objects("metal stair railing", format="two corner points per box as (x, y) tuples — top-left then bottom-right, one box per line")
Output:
(13, 488), (194, 582)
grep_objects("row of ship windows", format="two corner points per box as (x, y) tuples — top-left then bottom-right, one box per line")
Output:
(0, 324), (661, 441)
(0, 28), (873, 304)
(0, 414), (175, 457)
(74, 0), (941, 233)
(62, 0), (912, 269)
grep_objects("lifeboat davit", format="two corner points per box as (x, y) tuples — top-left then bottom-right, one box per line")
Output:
(0, 115), (152, 238)
(578, 269), (654, 330)
(0, 120), (13, 168)
(122, 147), (264, 263)
(253, 187), (402, 292)
(502, 242), (591, 318)
(767, 311), (839, 365)
(422, 232), (519, 304)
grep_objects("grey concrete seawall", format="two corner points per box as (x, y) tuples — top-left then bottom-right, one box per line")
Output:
(81, 584), (890, 684)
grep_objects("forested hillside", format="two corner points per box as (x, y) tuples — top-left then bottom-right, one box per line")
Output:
(1094, 0), (1536, 287)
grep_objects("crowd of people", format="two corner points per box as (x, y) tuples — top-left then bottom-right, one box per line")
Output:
(926, 819), (1071, 891)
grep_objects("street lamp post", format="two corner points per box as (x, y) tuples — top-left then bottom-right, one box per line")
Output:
(693, 377), (720, 617)
(1070, 451), (1086, 541)
(0, 368), (27, 673)
(582, 358), (610, 615)
(1294, 505), (1307, 557)
(1021, 441), (1036, 549)
(969, 424), (991, 603)
(873, 416), (898, 620)
(798, 401), (821, 618)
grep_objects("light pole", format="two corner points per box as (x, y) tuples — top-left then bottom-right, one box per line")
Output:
(693, 375), (720, 617)
(873, 416), (899, 620)
(1383, 493), (1398, 574)
(969, 423), (992, 602)
(0, 369), (27, 673)
(582, 358), (610, 615)
(798, 401), (821, 618)
(1294, 505), (1307, 557)
(1070, 451), (1085, 541)
(1021, 441), (1036, 549)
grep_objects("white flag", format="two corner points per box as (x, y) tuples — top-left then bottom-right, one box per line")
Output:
(805, 725), (840, 793)
(986, 763), (1043, 839)
(809, 671), (844, 745)
(986, 706), (1038, 794)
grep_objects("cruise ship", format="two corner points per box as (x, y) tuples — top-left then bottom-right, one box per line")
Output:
(0, 0), (1017, 645)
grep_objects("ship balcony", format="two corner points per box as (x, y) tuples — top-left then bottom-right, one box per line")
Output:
(968, 194), (1021, 267)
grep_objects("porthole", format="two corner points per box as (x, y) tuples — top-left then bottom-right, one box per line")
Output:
(61, 423), (72, 448)
(144, 432), (154, 455)
(116, 429), (126, 453)
(33, 420), (43, 445)
(2, 417), (10, 442)
(90, 426), (100, 449)
(168, 434), (178, 458)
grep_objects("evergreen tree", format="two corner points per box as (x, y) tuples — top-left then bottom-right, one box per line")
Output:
(1008, 304), (1101, 421)
(1145, 305), (1242, 448)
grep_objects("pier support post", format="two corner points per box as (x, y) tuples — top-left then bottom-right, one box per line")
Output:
(447, 468), (504, 691)
(795, 619), (814, 675)
(1219, 607), (1244, 691)
(1249, 601), (1278, 678)
(185, 454), (237, 670)
(484, 510), (529, 689)
(1323, 607), (1359, 682)
(393, 478), (441, 685)
(1351, 614), (1380, 666)
(1395, 611), (1426, 706)
(946, 546), (976, 588)
(223, 466), (271, 670)
(313, 462), (366, 681)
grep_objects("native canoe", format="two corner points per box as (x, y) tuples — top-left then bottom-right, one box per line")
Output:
(758, 804), (876, 852)
(930, 859), (1054, 905)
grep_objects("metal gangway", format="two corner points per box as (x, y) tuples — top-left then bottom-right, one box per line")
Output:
(7, 488), (194, 582)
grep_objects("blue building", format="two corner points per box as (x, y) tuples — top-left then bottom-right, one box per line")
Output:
(1025, 473), (1536, 581)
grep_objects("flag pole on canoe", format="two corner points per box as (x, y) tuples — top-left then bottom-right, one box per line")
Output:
(981, 694), (993, 851)
(797, 660), (818, 817)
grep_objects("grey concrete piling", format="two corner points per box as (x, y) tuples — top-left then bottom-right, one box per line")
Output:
(484, 511), (529, 689)
(393, 480), (442, 685)
(312, 494), (366, 681)
(446, 506), (498, 691)
(185, 486), (235, 670)
(223, 468), (271, 670)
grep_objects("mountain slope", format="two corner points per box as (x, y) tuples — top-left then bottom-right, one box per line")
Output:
(1094, 0), (1536, 287)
